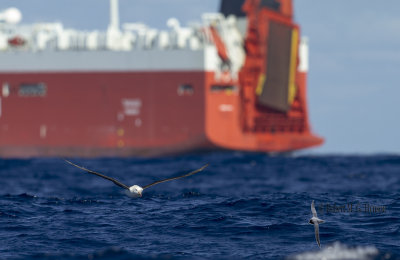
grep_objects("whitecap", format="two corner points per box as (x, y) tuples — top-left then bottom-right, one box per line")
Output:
(287, 242), (381, 260)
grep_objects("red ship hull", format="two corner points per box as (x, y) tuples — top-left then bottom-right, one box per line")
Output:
(0, 71), (213, 157)
(0, 70), (322, 157)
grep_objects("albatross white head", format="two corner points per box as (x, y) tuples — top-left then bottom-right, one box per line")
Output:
(127, 185), (143, 198)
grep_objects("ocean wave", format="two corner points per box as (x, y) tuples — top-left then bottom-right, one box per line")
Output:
(286, 242), (396, 260)
(1, 193), (38, 199)
(17, 247), (188, 260)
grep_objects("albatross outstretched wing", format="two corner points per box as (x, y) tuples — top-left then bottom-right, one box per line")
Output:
(64, 159), (130, 190)
(142, 164), (209, 190)
(314, 222), (321, 248)
(311, 200), (318, 218)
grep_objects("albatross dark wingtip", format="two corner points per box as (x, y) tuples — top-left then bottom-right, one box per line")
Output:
(199, 163), (209, 171)
(63, 159), (131, 190)
(141, 163), (210, 190)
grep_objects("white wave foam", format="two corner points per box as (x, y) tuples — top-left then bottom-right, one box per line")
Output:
(287, 242), (379, 260)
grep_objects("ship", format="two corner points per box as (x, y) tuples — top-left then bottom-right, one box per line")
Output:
(0, 0), (323, 157)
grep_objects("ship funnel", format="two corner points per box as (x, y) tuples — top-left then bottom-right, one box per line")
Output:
(109, 0), (120, 30)
(107, 0), (122, 50)
(0, 7), (22, 24)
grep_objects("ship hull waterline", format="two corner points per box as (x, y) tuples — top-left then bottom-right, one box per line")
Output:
(0, 70), (322, 157)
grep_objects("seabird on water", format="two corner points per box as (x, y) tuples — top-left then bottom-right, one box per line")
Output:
(309, 200), (324, 248)
(64, 159), (208, 198)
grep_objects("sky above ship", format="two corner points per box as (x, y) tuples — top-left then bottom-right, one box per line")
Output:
(1, 0), (399, 155)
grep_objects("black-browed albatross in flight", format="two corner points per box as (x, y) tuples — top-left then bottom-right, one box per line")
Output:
(64, 159), (208, 198)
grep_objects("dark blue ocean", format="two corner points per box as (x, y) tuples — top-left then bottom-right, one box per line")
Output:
(0, 152), (399, 260)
